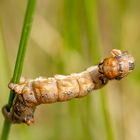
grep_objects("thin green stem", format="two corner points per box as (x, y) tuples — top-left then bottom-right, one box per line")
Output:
(1, 0), (36, 140)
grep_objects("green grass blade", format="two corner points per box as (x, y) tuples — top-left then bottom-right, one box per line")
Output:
(1, 0), (36, 140)
(8, 0), (36, 109)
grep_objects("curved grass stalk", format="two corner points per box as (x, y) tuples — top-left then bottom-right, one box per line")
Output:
(1, 0), (36, 139)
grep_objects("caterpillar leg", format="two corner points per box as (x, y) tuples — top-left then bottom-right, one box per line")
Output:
(2, 104), (35, 125)
(12, 95), (36, 125)
(2, 105), (13, 123)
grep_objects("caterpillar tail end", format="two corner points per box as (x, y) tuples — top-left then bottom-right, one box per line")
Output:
(2, 105), (13, 123)
(2, 104), (35, 125)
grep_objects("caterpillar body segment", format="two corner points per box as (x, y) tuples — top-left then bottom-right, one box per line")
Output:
(8, 66), (108, 104)
(5, 66), (107, 125)
(2, 49), (135, 125)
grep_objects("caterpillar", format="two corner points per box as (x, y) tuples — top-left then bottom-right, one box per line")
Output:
(2, 49), (135, 125)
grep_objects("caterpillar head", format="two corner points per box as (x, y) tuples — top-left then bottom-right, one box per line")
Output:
(98, 49), (135, 80)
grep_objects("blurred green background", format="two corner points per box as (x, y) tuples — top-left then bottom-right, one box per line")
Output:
(0, 0), (139, 140)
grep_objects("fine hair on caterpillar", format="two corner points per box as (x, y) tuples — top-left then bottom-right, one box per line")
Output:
(2, 49), (135, 125)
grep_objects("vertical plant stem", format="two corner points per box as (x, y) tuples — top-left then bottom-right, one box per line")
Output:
(1, 0), (36, 140)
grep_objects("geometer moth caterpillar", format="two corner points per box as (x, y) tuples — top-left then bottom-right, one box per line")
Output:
(2, 49), (135, 125)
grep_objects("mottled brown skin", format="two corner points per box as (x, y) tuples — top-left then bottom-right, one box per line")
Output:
(2, 49), (135, 125)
